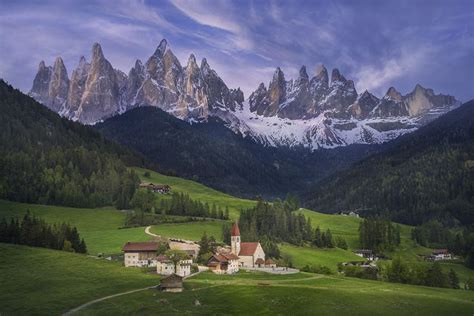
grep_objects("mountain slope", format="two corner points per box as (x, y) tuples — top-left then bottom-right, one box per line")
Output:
(305, 100), (474, 225)
(95, 106), (379, 198)
(0, 80), (144, 208)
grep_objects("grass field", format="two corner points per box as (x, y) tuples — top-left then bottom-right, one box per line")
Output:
(133, 167), (256, 219)
(0, 200), (151, 255)
(0, 243), (159, 315)
(150, 221), (226, 242)
(78, 271), (474, 315)
(280, 243), (363, 271)
(296, 208), (363, 248)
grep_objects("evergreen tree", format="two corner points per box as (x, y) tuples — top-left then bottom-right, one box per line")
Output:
(448, 269), (460, 289)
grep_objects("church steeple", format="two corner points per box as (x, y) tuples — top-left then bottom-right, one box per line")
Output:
(231, 222), (241, 255)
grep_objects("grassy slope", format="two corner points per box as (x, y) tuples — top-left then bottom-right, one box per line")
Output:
(0, 200), (151, 255)
(79, 271), (474, 316)
(149, 221), (225, 242)
(280, 244), (362, 272)
(133, 167), (256, 220)
(0, 243), (159, 316)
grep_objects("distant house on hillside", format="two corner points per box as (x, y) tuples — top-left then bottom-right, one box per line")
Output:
(139, 182), (171, 194)
(354, 249), (376, 261)
(337, 210), (360, 218)
(159, 274), (183, 292)
(429, 249), (452, 261)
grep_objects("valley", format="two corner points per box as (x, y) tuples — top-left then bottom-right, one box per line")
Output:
(1, 167), (473, 315)
(1, 2), (473, 314)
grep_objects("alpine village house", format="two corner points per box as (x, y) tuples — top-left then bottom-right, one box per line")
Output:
(122, 241), (192, 277)
(207, 222), (268, 274)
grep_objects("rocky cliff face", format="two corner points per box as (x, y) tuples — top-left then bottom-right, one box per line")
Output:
(240, 65), (459, 149)
(30, 40), (460, 150)
(30, 40), (244, 126)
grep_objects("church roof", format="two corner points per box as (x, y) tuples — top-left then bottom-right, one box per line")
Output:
(231, 222), (240, 236)
(239, 242), (259, 256)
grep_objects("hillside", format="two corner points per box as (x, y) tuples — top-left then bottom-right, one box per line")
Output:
(0, 80), (145, 208)
(306, 100), (474, 226)
(96, 106), (379, 198)
(0, 243), (158, 315)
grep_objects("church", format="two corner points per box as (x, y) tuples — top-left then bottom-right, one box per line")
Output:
(207, 222), (266, 274)
(230, 222), (265, 268)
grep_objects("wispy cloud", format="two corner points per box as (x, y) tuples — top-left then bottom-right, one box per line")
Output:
(0, 0), (472, 101)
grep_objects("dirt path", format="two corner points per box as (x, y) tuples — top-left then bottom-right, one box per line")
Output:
(145, 225), (158, 237)
(62, 286), (156, 315)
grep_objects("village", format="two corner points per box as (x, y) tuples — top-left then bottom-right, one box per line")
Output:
(122, 217), (456, 292)
(122, 222), (295, 291)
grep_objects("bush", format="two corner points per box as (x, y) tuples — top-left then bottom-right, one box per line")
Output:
(301, 264), (332, 275)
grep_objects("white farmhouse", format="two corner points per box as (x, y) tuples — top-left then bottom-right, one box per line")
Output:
(122, 242), (160, 267)
(156, 254), (192, 277)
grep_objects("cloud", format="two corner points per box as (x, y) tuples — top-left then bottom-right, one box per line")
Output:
(353, 46), (431, 96)
(0, 0), (472, 101)
(170, 0), (241, 33)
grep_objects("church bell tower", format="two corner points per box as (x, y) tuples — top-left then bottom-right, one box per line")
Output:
(230, 222), (241, 255)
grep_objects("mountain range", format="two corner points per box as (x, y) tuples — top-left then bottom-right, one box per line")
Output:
(30, 40), (460, 149)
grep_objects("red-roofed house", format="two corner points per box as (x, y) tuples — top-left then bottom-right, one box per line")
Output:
(230, 222), (265, 268)
(207, 252), (240, 274)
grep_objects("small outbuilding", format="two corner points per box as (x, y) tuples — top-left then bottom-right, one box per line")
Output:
(265, 258), (277, 268)
(159, 274), (184, 292)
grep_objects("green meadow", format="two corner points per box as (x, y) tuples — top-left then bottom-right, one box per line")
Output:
(1, 168), (474, 315)
(78, 271), (474, 316)
(0, 199), (151, 255)
(0, 243), (159, 316)
(149, 221), (226, 242)
(133, 167), (256, 220)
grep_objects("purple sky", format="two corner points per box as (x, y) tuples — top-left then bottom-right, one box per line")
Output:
(0, 0), (473, 101)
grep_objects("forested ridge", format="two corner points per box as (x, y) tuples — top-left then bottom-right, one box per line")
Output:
(306, 100), (474, 226)
(96, 106), (379, 198)
(0, 80), (145, 208)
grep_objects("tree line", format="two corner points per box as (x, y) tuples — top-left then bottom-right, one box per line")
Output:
(359, 217), (401, 252)
(236, 198), (345, 255)
(129, 189), (230, 221)
(411, 220), (474, 270)
(0, 212), (87, 253)
(385, 257), (460, 289)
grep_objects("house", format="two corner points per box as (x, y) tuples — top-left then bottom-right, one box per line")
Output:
(159, 274), (183, 292)
(338, 210), (360, 218)
(122, 241), (193, 273)
(230, 222), (266, 267)
(430, 249), (452, 261)
(122, 242), (160, 267)
(354, 249), (376, 261)
(156, 254), (192, 277)
(139, 182), (171, 194)
(169, 240), (199, 259)
(207, 252), (240, 274)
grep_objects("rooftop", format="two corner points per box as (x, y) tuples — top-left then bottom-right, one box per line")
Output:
(122, 242), (159, 252)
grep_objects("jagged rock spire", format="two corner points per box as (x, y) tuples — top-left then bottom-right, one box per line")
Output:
(92, 42), (104, 61)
